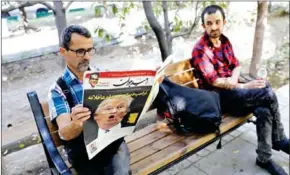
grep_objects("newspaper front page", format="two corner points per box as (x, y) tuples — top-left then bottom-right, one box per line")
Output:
(82, 70), (156, 159)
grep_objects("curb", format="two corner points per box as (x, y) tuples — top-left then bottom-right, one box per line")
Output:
(2, 132), (41, 156)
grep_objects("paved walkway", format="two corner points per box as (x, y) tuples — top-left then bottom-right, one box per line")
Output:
(2, 84), (289, 175)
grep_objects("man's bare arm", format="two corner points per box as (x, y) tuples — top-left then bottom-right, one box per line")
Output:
(56, 114), (83, 141)
(56, 105), (91, 141)
(231, 66), (241, 82)
(212, 77), (230, 89)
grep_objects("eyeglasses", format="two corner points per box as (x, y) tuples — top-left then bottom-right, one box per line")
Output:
(68, 47), (96, 57)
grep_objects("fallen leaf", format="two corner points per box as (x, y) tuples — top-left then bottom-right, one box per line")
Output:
(3, 150), (8, 155)
(233, 150), (239, 154)
(19, 143), (25, 148)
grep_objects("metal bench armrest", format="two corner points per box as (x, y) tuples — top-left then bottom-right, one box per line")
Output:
(27, 91), (72, 175)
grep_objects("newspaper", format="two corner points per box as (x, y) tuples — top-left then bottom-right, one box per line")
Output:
(82, 57), (174, 160)
(82, 70), (155, 159)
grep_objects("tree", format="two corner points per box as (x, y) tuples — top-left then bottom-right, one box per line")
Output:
(142, 1), (201, 61)
(249, 2), (268, 77)
(97, 1), (228, 61)
(1, 1), (72, 45)
(1, 2), (39, 33)
(38, 1), (73, 46)
(38, 1), (72, 68)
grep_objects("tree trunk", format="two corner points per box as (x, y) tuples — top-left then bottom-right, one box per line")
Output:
(53, 1), (67, 68)
(162, 1), (172, 55)
(143, 1), (169, 61)
(268, 1), (272, 13)
(19, 6), (29, 33)
(249, 2), (268, 77)
(53, 1), (67, 45)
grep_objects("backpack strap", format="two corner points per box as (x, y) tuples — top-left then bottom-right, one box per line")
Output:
(56, 77), (74, 109)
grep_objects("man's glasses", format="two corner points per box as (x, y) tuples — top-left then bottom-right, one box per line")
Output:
(68, 47), (96, 57)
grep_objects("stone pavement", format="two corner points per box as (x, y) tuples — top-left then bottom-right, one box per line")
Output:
(2, 84), (289, 175)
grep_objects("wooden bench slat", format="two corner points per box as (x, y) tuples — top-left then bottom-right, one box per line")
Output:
(219, 114), (252, 133)
(130, 134), (185, 165)
(128, 129), (169, 153)
(125, 124), (158, 143)
(130, 114), (252, 175)
(130, 136), (195, 175)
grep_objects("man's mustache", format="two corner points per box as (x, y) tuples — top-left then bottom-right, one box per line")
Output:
(78, 60), (89, 66)
(211, 30), (220, 33)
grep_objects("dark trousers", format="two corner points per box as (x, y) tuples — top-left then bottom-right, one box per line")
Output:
(71, 141), (131, 175)
(217, 83), (286, 162)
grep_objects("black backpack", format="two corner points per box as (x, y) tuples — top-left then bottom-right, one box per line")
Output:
(154, 77), (223, 149)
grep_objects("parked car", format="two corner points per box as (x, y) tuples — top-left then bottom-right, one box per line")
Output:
(1, 2), (97, 19)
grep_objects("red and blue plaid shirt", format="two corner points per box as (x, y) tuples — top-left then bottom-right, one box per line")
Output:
(191, 32), (240, 90)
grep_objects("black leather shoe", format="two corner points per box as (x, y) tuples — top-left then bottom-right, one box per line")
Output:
(256, 159), (288, 175)
(273, 138), (290, 154)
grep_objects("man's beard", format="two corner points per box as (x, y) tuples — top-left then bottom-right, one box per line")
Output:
(210, 30), (221, 38)
(77, 60), (90, 72)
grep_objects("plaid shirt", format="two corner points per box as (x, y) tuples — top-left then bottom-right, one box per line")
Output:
(191, 32), (240, 90)
(48, 66), (83, 123)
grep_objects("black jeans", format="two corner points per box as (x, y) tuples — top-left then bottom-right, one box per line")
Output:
(217, 83), (286, 162)
(68, 139), (130, 175)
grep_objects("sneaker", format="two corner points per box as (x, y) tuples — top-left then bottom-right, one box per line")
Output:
(273, 138), (290, 154)
(256, 159), (288, 175)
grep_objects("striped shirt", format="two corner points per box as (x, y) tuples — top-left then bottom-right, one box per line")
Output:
(48, 66), (83, 123)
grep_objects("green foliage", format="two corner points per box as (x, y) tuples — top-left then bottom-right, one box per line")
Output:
(95, 6), (102, 17)
(95, 28), (105, 38)
(112, 5), (118, 15)
(202, 1), (229, 9)
(173, 16), (183, 33)
(94, 27), (111, 43)
(105, 34), (111, 42)
(129, 2), (135, 9)
(142, 21), (151, 31)
(152, 1), (163, 18)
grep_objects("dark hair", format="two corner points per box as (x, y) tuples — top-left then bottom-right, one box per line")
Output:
(60, 25), (92, 49)
(201, 5), (226, 24)
(89, 72), (99, 80)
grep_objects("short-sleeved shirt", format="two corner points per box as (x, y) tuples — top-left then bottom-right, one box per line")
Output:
(191, 32), (240, 90)
(48, 66), (83, 123)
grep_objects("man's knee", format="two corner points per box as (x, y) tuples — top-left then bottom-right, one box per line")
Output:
(254, 107), (273, 127)
(261, 85), (277, 102)
(254, 107), (271, 116)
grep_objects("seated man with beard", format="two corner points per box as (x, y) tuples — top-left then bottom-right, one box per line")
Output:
(191, 5), (289, 175)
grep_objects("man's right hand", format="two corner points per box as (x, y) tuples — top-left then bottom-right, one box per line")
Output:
(244, 79), (266, 89)
(71, 104), (91, 127)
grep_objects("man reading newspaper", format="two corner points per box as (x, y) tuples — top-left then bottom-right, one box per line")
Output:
(48, 25), (131, 175)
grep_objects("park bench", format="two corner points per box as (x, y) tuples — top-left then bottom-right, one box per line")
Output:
(27, 58), (255, 175)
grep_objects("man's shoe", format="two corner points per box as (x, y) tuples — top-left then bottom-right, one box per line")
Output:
(256, 159), (288, 175)
(273, 138), (290, 154)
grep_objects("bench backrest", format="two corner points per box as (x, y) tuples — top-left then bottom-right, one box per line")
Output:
(41, 102), (63, 147)
(163, 58), (198, 88)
